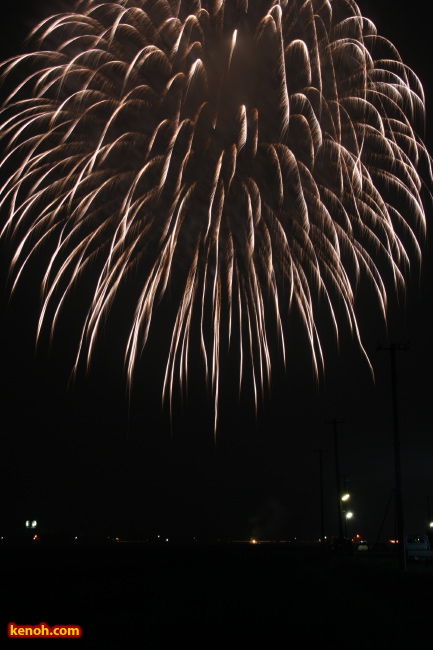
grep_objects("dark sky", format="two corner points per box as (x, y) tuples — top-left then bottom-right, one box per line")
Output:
(0, 0), (432, 543)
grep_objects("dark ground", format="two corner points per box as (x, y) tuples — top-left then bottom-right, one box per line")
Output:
(2, 543), (432, 648)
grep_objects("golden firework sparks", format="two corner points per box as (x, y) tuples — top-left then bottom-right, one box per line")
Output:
(0, 1), (430, 431)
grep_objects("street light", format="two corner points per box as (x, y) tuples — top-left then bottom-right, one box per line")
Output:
(341, 494), (351, 537)
(344, 511), (353, 538)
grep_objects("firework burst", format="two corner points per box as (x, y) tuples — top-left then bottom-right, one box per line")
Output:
(0, 0), (430, 429)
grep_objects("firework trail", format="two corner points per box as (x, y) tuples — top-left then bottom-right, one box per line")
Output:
(0, 1), (430, 429)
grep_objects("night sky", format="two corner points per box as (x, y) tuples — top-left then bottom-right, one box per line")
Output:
(0, 0), (432, 544)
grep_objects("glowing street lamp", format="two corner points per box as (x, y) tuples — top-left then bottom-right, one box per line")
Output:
(344, 511), (353, 538)
(341, 494), (351, 537)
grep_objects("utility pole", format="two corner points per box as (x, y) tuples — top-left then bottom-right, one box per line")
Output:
(316, 449), (328, 552)
(375, 489), (394, 548)
(378, 342), (408, 571)
(343, 474), (348, 538)
(326, 419), (344, 538)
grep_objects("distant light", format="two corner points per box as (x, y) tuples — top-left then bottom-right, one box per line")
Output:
(251, 539), (257, 544)
(430, 522), (433, 528)
(341, 494), (350, 501)
(26, 520), (37, 529)
(346, 512), (353, 519)
(165, 539), (169, 542)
